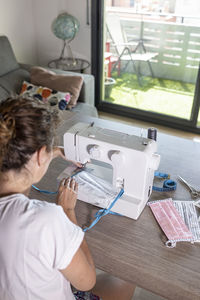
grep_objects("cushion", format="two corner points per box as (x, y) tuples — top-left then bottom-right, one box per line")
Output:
(20, 81), (71, 110)
(30, 67), (83, 108)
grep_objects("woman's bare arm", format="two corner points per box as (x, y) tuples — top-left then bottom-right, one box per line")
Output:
(57, 178), (96, 291)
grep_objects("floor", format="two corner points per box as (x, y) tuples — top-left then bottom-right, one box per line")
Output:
(132, 288), (166, 300)
(97, 111), (200, 300)
(96, 268), (166, 300)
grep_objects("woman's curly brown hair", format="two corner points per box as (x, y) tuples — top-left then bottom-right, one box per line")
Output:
(0, 97), (60, 172)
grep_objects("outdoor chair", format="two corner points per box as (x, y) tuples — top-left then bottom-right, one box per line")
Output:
(106, 14), (158, 85)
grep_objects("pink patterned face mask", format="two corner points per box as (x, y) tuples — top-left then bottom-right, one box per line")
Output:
(148, 199), (195, 248)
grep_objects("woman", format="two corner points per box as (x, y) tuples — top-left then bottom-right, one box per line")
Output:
(0, 97), (135, 300)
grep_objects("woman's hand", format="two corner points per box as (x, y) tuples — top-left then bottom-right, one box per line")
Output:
(53, 147), (82, 168)
(56, 177), (78, 211)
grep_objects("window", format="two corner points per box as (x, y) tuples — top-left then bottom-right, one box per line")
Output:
(92, 0), (200, 133)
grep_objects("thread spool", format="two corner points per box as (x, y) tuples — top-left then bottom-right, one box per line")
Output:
(148, 127), (157, 141)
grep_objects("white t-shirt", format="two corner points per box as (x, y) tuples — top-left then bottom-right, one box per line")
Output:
(0, 193), (84, 300)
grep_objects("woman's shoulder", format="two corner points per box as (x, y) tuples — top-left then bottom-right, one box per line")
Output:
(29, 198), (83, 246)
(29, 198), (64, 220)
(29, 198), (57, 209)
(27, 198), (74, 236)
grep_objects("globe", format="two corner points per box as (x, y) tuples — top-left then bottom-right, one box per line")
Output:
(52, 13), (80, 41)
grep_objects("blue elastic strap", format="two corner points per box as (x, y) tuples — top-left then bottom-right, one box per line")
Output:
(31, 167), (84, 195)
(83, 188), (124, 232)
(32, 174), (124, 232)
(32, 184), (58, 195)
(153, 171), (177, 192)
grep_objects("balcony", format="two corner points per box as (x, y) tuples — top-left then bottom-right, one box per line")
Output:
(104, 10), (200, 124)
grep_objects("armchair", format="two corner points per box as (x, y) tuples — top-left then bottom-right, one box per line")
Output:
(106, 14), (158, 85)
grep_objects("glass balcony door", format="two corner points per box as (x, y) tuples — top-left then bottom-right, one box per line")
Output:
(92, 0), (200, 133)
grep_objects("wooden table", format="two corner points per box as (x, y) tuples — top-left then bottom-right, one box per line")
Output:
(30, 112), (200, 300)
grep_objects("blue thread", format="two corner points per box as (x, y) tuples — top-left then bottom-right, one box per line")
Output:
(83, 189), (124, 232)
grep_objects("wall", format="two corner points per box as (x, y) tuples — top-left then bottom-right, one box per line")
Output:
(0, 0), (37, 64)
(32, 0), (91, 69)
(0, 0), (91, 69)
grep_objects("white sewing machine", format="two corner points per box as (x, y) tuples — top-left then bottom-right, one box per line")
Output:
(64, 122), (160, 220)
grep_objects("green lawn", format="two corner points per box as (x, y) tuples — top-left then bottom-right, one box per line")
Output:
(104, 73), (195, 120)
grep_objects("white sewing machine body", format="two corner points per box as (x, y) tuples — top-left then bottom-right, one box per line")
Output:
(64, 122), (160, 220)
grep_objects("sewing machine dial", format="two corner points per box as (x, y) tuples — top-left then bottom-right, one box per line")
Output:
(110, 150), (124, 164)
(88, 144), (101, 159)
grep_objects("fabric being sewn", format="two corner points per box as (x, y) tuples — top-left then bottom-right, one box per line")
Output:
(73, 171), (120, 208)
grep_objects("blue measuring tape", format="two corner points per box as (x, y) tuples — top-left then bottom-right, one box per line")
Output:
(153, 171), (177, 192)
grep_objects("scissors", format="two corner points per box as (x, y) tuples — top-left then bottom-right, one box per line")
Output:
(178, 176), (200, 198)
